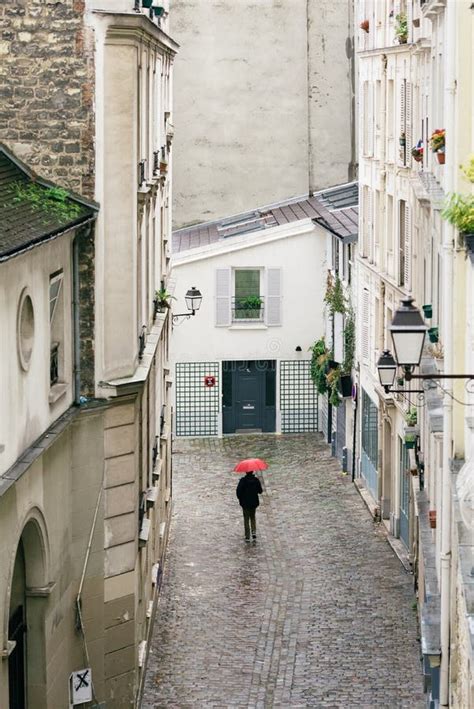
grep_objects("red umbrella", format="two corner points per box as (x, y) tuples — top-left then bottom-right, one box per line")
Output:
(233, 458), (268, 473)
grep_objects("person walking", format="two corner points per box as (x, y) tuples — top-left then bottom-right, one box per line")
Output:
(236, 471), (263, 542)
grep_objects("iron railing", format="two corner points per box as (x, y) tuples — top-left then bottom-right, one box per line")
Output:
(231, 295), (264, 322)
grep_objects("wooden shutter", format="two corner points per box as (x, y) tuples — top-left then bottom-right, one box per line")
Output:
(405, 81), (413, 165)
(265, 268), (281, 326)
(215, 268), (231, 326)
(404, 204), (412, 290)
(361, 288), (370, 362)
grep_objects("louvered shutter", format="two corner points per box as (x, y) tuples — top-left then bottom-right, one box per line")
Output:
(368, 83), (375, 157)
(404, 204), (412, 290)
(405, 81), (413, 166)
(367, 188), (373, 261)
(400, 80), (406, 166)
(361, 288), (370, 362)
(363, 82), (369, 155)
(215, 268), (231, 326)
(265, 268), (281, 326)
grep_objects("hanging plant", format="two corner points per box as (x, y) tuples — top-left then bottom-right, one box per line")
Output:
(395, 13), (408, 43)
(327, 367), (342, 407)
(405, 407), (417, 427)
(429, 129), (445, 153)
(310, 338), (331, 395)
(343, 311), (355, 373)
(324, 273), (346, 315)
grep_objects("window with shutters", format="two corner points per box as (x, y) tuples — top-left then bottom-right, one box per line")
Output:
(399, 79), (413, 167)
(215, 267), (281, 327)
(398, 200), (411, 289)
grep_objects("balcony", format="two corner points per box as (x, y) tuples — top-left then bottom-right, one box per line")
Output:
(231, 295), (264, 323)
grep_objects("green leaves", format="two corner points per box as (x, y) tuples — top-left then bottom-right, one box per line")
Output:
(441, 192), (474, 235)
(11, 181), (82, 224)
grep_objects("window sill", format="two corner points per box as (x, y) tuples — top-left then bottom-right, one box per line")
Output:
(49, 382), (68, 405)
(228, 323), (268, 330)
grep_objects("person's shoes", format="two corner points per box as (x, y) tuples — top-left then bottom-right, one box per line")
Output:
(245, 537), (251, 543)
(252, 535), (257, 542)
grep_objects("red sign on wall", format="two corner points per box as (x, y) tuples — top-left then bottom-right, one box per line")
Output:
(204, 376), (216, 388)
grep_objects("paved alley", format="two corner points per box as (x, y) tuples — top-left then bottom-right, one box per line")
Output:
(142, 434), (424, 708)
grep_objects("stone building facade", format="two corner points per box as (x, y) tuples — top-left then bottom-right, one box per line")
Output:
(170, 0), (356, 228)
(0, 1), (176, 707)
(354, 0), (474, 706)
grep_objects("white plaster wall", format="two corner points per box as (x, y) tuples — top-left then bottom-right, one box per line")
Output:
(0, 236), (74, 474)
(170, 222), (326, 366)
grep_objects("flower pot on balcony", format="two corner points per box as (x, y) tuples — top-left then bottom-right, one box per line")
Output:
(142, 0), (153, 7)
(340, 374), (352, 398)
(437, 151), (445, 165)
(399, 134), (406, 147)
(404, 434), (416, 449)
(413, 18), (420, 28)
(428, 327), (439, 343)
(422, 304), (433, 319)
(152, 5), (165, 16)
(360, 19), (369, 32)
(462, 233), (474, 254)
(160, 161), (168, 174)
(429, 510), (436, 529)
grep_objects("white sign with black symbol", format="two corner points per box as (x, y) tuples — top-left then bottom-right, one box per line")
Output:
(69, 668), (92, 705)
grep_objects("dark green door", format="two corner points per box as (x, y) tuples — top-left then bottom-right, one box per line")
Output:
(223, 361), (275, 433)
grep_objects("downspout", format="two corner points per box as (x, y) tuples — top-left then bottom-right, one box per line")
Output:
(440, 2), (456, 704)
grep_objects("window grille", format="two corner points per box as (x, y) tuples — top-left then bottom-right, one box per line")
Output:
(175, 362), (220, 436)
(50, 343), (59, 386)
(280, 361), (318, 433)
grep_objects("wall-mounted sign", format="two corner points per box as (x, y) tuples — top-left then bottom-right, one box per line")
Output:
(69, 668), (92, 705)
(204, 375), (216, 388)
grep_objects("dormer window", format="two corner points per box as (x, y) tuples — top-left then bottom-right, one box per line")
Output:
(49, 271), (65, 400)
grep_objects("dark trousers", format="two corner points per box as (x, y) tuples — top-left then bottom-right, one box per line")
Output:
(242, 507), (257, 539)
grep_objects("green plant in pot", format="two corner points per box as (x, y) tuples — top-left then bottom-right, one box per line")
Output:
(237, 295), (262, 319)
(395, 13), (408, 43)
(441, 192), (474, 251)
(422, 304), (433, 319)
(405, 407), (417, 427)
(324, 272), (346, 315)
(327, 367), (342, 408)
(405, 434), (416, 449)
(428, 327), (439, 343)
(152, 5), (165, 16)
(155, 287), (176, 312)
(142, 0), (153, 7)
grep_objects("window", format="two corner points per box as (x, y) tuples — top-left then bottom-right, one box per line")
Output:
(233, 269), (262, 322)
(361, 390), (378, 470)
(398, 200), (411, 289)
(49, 271), (64, 389)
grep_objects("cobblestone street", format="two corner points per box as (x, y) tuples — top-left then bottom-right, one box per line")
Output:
(143, 434), (424, 708)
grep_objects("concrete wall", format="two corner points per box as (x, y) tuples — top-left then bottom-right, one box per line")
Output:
(170, 0), (354, 228)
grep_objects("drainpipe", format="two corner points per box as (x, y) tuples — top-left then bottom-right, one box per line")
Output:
(73, 231), (82, 405)
(439, 2), (456, 704)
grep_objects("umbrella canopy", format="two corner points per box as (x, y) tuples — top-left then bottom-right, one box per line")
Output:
(233, 458), (268, 473)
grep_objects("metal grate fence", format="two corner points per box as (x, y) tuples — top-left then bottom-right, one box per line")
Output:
(280, 360), (318, 433)
(175, 362), (220, 436)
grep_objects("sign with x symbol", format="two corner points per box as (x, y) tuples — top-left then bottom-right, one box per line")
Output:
(69, 668), (92, 704)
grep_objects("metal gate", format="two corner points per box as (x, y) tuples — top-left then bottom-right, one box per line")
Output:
(280, 360), (318, 433)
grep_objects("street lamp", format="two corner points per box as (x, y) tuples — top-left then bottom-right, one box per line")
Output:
(376, 350), (397, 392)
(389, 297), (427, 380)
(172, 286), (203, 324)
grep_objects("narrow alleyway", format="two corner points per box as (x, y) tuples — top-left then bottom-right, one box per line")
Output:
(143, 434), (424, 708)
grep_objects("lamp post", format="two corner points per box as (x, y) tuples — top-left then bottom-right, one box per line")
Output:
(375, 298), (474, 390)
(172, 287), (203, 324)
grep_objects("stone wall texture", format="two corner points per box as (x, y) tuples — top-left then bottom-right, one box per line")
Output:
(0, 0), (95, 199)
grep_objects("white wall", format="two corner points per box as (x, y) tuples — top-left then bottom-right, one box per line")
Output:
(0, 235), (74, 473)
(170, 222), (327, 365)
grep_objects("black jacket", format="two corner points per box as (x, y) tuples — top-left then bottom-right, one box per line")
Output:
(236, 474), (263, 509)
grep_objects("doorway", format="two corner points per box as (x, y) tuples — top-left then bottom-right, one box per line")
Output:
(222, 361), (276, 433)
(9, 541), (26, 709)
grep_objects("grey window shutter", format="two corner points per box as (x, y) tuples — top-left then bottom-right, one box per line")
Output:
(265, 268), (282, 326)
(404, 204), (412, 290)
(215, 268), (231, 326)
(361, 288), (370, 362)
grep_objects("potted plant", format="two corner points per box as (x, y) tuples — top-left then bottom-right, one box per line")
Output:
(422, 304), (433, 319)
(238, 295), (262, 319)
(405, 433), (416, 449)
(142, 0), (153, 7)
(441, 192), (474, 252)
(428, 327), (439, 343)
(360, 19), (369, 32)
(429, 510), (436, 529)
(327, 367), (342, 408)
(310, 338), (331, 395)
(154, 287), (175, 314)
(397, 376), (405, 387)
(413, 17), (420, 28)
(395, 13), (408, 43)
(152, 5), (165, 16)
(399, 132), (406, 148)
(411, 142), (424, 163)
(430, 129), (446, 163)
(405, 407), (417, 427)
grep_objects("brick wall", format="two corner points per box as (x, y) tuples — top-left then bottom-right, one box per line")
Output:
(0, 0), (95, 199)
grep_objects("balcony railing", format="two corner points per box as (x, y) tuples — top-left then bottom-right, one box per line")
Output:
(231, 295), (264, 322)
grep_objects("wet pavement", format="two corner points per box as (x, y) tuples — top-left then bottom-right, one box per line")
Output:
(142, 434), (424, 708)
